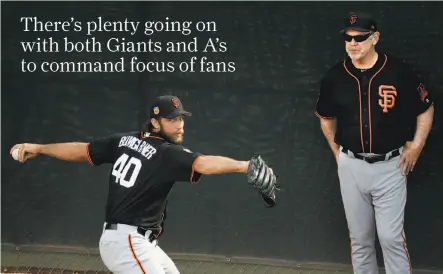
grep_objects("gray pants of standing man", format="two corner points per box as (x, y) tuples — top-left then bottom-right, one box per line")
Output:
(338, 146), (411, 274)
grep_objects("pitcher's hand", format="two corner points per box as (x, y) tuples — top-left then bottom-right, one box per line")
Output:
(10, 143), (41, 163)
(398, 141), (423, 176)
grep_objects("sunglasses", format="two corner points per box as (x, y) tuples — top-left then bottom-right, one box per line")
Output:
(343, 32), (372, 42)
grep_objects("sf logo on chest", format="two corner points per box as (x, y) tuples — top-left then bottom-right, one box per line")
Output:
(378, 85), (397, 113)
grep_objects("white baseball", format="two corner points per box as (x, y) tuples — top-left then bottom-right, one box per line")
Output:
(12, 148), (19, 161)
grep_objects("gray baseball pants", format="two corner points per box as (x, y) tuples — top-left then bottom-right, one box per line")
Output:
(99, 223), (180, 274)
(337, 146), (412, 274)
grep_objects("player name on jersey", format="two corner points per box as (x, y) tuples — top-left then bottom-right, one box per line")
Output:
(118, 135), (157, 160)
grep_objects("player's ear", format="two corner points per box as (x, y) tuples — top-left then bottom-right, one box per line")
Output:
(151, 118), (160, 130)
(372, 32), (380, 45)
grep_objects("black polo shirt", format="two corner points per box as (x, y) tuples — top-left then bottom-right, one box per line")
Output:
(315, 53), (433, 154)
(86, 131), (203, 236)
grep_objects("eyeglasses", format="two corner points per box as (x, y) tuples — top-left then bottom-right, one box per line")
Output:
(343, 32), (372, 42)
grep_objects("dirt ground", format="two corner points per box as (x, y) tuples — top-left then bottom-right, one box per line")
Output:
(1, 248), (354, 274)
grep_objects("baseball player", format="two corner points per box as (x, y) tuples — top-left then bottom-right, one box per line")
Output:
(315, 12), (434, 274)
(10, 95), (278, 274)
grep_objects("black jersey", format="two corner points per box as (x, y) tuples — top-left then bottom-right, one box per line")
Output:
(315, 53), (434, 154)
(86, 131), (202, 236)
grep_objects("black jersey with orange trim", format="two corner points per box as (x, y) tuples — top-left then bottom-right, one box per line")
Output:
(87, 131), (203, 235)
(315, 53), (433, 154)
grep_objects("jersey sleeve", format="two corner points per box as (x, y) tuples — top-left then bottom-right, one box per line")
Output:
(315, 75), (336, 119)
(401, 63), (434, 115)
(86, 134), (121, 166)
(163, 145), (203, 184)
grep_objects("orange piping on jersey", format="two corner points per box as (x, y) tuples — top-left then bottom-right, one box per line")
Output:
(368, 54), (388, 153)
(86, 143), (94, 166)
(343, 61), (365, 153)
(140, 132), (164, 140)
(315, 111), (334, 119)
(402, 230), (412, 274)
(401, 221), (412, 273)
(149, 136), (164, 140)
(128, 234), (147, 274)
(190, 155), (204, 184)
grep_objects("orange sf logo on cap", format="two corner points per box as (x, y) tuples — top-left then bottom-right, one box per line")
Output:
(171, 97), (180, 108)
(350, 15), (358, 25)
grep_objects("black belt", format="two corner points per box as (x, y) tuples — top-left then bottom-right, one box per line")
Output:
(105, 223), (158, 242)
(341, 147), (400, 164)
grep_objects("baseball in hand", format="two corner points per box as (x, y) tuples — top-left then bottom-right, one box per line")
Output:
(12, 148), (19, 161)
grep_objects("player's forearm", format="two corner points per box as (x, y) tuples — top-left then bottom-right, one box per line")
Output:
(38, 142), (89, 162)
(412, 104), (434, 148)
(320, 118), (340, 155)
(194, 155), (249, 175)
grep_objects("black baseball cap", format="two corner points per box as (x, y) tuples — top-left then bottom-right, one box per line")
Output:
(149, 95), (192, 119)
(340, 12), (378, 33)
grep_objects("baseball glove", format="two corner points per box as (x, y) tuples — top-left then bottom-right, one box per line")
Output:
(247, 155), (277, 208)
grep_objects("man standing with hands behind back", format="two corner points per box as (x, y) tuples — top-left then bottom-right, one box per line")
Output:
(315, 12), (434, 274)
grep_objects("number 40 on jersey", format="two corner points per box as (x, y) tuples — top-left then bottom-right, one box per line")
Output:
(112, 153), (142, 188)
